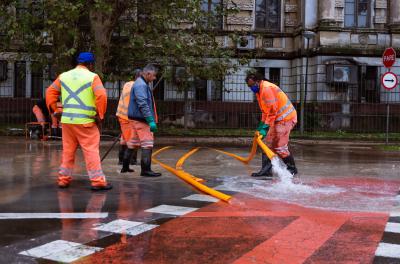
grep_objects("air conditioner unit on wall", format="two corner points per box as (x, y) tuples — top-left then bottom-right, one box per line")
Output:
(326, 65), (356, 83)
(237, 35), (255, 50)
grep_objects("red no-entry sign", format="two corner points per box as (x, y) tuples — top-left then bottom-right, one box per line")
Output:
(382, 47), (396, 68)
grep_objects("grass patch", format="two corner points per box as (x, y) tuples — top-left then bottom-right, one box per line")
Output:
(2, 124), (400, 142)
(377, 145), (400, 151)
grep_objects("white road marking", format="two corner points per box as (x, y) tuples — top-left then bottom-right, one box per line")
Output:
(385, 222), (400, 234)
(375, 242), (400, 259)
(94, 219), (143, 233)
(182, 194), (219, 202)
(126, 224), (158, 236)
(19, 240), (102, 263)
(145, 205), (198, 216)
(0, 213), (108, 219)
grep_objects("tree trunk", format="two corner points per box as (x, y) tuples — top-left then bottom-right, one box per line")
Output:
(89, 10), (114, 75)
(88, 1), (129, 76)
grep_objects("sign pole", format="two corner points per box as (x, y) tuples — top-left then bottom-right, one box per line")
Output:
(382, 47), (397, 144)
(386, 88), (389, 144)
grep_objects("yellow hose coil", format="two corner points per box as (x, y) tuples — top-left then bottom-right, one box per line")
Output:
(152, 146), (231, 202)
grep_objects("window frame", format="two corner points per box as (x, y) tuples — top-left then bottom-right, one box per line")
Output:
(254, 0), (282, 32)
(200, 0), (224, 30)
(344, 0), (371, 28)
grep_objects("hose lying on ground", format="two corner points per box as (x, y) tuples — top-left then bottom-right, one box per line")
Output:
(151, 132), (277, 203)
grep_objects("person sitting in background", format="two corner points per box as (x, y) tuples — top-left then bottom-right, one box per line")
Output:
(31, 99), (50, 139)
(32, 98), (62, 139)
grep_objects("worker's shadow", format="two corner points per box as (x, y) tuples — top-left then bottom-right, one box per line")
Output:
(57, 189), (108, 243)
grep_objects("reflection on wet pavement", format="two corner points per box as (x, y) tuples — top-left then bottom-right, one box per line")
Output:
(0, 137), (399, 263)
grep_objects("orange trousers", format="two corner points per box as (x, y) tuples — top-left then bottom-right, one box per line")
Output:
(265, 118), (297, 158)
(119, 118), (154, 149)
(59, 123), (107, 183)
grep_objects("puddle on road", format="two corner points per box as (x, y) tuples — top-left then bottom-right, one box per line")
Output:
(219, 157), (398, 213)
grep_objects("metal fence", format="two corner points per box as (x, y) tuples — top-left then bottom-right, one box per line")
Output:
(1, 62), (400, 136)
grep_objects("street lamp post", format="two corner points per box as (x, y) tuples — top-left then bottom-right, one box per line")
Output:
(300, 30), (316, 134)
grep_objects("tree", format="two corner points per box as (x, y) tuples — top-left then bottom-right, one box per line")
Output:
(1, 1), (246, 128)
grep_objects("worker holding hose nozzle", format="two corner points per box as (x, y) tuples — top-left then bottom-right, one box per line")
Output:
(245, 73), (298, 177)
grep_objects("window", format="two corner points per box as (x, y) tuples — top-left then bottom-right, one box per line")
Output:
(269, 68), (280, 86)
(0, 61), (7, 82)
(255, 0), (281, 31)
(14, 61), (26, 98)
(201, 0), (223, 29)
(344, 0), (370, 28)
(194, 79), (222, 101)
(31, 63), (43, 98)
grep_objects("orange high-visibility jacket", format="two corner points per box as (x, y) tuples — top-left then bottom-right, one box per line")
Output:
(256, 80), (297, 126)
(46, 65), (107, 121)
(116, 81), (134, 120)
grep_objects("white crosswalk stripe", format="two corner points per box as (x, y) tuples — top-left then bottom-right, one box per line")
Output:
(19, 240), (102, 263)
(145, 204), (198, 216)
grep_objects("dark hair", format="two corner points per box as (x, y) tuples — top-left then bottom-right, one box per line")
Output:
(133, 69), (142, 79)
(245, 73), (259, 83)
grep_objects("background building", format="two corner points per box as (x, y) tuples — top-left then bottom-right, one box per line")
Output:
(1, 0), (400, 132)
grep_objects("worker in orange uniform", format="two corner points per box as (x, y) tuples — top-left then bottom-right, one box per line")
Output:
(32, 99), (62, 138)
(116, 69), (142, 173)
(245, 73), (298, 177)
(127, 64), (161, 177)
(46, 52), (112, 190)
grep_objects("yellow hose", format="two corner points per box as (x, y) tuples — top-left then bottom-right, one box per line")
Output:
(212, 134), (258, 164)
(254, 132), (277, 160)
(152, 147), (231, 202)
(175, 147), (205, 183)
(176, 147), (200, 169)
(150, 132), (276, 203)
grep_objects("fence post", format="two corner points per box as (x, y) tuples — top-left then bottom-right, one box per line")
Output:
(300, 75), (305, 134)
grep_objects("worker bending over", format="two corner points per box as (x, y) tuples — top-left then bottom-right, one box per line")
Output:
(245, 73), (298, 177)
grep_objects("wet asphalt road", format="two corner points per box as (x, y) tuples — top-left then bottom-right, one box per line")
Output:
(0, 136), (399, 263)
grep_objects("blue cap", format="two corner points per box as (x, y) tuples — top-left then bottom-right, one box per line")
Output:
(77, 52), (95, 63)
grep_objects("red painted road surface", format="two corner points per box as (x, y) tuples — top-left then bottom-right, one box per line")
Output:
(78, 193), (389, 264)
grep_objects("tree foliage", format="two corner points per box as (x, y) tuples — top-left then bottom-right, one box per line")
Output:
(0, 0), (245, 86)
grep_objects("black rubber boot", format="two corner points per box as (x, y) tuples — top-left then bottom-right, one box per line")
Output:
(118, 145), (127, 165)
(130, 148), (138, 165)
(282, 155), (298, 176)
(121, 148), (135, 173)
(57, 128), (62, 138)
(251, 153), (272, 177)
(51, 128), (58, 137)
(140, 148), (162, 177)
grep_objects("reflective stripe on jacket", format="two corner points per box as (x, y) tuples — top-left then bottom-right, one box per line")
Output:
(116, 81), (134, 120)
(256, 80), (297, 125)
(60, 67), (97, 124)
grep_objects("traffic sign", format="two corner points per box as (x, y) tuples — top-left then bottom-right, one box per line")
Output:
(381, 72), (398, 90)
(382, 47), (396, 68)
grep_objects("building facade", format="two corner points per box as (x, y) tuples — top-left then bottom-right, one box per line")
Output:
(1, 0), (400, 131)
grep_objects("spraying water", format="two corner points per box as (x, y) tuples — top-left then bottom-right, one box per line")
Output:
(218, 156), (397, 212)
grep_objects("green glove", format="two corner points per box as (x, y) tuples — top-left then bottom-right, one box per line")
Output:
(145, 116), (158, 132)
(256, 122), (269, 139)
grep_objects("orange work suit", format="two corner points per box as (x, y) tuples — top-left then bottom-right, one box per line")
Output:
(256, 80), (297, 158)
(46, 65), (108, 188)
(116, 81), (136, 148)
